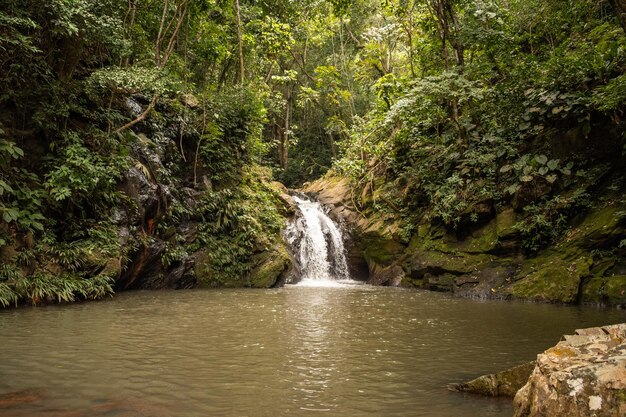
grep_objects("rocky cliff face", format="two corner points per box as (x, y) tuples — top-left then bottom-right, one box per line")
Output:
(98, 128), (295, 292)
(304, 175), (626, 306)
(514, 324), (626, 417)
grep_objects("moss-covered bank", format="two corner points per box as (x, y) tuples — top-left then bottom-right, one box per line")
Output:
(305, 173), (626, 307)
(0, 90), (295, 307)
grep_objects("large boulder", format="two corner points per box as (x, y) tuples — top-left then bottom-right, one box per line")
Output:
(248, 243), (291, 288)
(514, 323), (626, 417)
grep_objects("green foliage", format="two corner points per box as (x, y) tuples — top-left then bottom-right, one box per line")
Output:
(0, 128), (45, 234)
(593, 74), (626, 112)
(82, 274), (115, 300)
(0, 11), (39, 53)
(187, 167), (285, 285)
(199, 86), (267, 185)
(0, 261), (113, 306)
(500, 155), (573, 195)
(87, 66), (181, 97)
(386, 72), (485, 145)
(44, 132), (128, 209)
(10, 271), (107, 305)
(513, 190), (593, 253)
(0, 283), (18, 308)
(331, 0), (626, 247)
(327, 0), (353, 17)
(161, 241), (188, 269)
(1, 0), (625, 304)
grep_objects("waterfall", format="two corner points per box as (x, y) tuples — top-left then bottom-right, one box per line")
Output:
(284, 195), (351, 284)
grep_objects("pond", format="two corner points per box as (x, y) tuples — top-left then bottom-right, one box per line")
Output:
(0, 285), (624, 416)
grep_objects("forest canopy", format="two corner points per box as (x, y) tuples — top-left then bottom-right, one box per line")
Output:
(1, 0), (625, 305)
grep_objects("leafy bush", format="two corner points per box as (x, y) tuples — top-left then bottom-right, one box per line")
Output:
(186, 167), (285, 285)
(514, 189), (593, 253)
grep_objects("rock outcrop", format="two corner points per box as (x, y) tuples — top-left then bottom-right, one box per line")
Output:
(452, 361), (536, 397)
(304, 174), (626, 306)
(514, 323), (626, 417)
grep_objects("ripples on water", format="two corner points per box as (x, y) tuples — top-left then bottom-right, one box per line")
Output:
(0, 286), (624, 417)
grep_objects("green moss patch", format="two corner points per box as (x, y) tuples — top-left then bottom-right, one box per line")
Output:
(581, 275), (626, 306)
(507, 252), (592, 303)
(249, 244), (291, 288)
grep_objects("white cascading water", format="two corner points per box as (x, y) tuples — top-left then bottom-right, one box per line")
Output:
(285, 196), (351, 285)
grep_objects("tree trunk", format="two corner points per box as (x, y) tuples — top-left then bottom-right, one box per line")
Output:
(116, 0), (187, 134)
(425, 0), (464, 69)
(234, 0), (245, 84)
(281, 94), (291, 169)
(444, 0), (464, 68)
(155, 0), (170, 66)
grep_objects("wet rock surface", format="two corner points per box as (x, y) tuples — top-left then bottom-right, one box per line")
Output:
(99, 125), (295, 292)
(514, 323), (626, 417)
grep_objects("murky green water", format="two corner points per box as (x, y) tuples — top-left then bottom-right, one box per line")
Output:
(0, 285), (624, 416)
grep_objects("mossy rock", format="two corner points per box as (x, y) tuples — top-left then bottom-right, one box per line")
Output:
(452, 361), (535, 397)
(408, 223), (452, 253)
(83, 251), (122, 279)
(457, 220), (499, 254)
(360, 234), (405, 266)
(580, 275), (626, 306)
(454, 265), (517, 299)
(408, 211), (518, 256)
(193, 250), (244, 288)
(193, 250), (212, 284)
(303, 175), (352, 208)
(401, 275), (426, 288)
(562, 205), (625, 251)
(506, 252), (592, 303)
(248, 244), (291, 288)
(403, 249), (494, 279)
(424, 273), (457, 292)
(98, 258), (122, 280)
(495, 209), (518, 239)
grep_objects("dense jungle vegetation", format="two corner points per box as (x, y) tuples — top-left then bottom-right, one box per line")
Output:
(1, 0), (625, 306)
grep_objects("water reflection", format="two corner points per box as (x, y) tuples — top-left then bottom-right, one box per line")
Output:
(286, 288), (351, 413)
(0, 288), (623, 417)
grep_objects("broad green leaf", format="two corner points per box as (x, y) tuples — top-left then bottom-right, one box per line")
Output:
(547, 159), (559, 170)
(506, 184), (521, 194)
(0, 179), (13, 195)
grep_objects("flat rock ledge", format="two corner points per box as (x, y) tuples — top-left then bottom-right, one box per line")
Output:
(514, 323), (626, 417)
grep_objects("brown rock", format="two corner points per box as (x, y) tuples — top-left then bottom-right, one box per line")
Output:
(451, 361), (535, 397)
(367, 263), (405, 286)
(514, 323), (626, 417)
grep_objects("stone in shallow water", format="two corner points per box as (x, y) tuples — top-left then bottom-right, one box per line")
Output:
(514, 323), (626, 417)
(450, 361), (535, 397)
